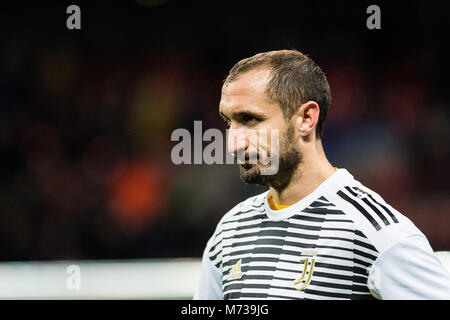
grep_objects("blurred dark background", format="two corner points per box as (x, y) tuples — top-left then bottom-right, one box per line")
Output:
(0, 0), (449, 261)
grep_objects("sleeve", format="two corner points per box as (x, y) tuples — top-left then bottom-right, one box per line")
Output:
(193, 237), (223, 300)
(368, 234), (450, 299)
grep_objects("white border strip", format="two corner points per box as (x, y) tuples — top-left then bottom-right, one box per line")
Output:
(0, 258), (201, 299)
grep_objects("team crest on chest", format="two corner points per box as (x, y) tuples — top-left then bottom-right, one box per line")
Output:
(293, 249), (318, 290)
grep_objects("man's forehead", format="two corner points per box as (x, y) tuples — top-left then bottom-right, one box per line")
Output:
(220, 68), (274, 113)
(222, 67), (272, 96)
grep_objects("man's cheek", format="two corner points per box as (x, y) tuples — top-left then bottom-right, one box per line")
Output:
(258, 129), (280, 175)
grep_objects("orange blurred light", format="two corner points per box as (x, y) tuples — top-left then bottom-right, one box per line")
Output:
(108, 161), (164, 229)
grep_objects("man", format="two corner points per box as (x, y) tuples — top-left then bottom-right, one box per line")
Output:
(194, 50), (450, 299)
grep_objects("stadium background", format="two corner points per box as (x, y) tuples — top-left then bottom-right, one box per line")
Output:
(0, 1), (449, 298)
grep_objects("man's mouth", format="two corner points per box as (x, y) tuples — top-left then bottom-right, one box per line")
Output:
(240, 163), (253, 170)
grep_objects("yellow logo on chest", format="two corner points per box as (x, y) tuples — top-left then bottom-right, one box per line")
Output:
(293, 249), (318, 290)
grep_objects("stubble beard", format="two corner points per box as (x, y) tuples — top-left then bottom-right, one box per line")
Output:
(238, 124), (301, 192)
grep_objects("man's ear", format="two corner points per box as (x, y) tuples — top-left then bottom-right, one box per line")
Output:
(294, 101), (320, 137)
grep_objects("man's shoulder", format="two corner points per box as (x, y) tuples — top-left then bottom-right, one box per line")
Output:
(325, 177), (424, 254)
(205, 191), (268, 255)
(217, 191), (268, 226)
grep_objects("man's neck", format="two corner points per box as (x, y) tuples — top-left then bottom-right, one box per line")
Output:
(269, 142), (336, 205)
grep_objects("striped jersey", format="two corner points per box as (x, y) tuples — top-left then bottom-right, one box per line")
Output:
(194, 169), (450, 300)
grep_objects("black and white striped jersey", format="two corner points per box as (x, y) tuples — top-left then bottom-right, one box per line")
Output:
(194, 169), (450, 300)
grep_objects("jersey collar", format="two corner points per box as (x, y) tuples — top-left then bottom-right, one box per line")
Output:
(264, 168), (354, 221)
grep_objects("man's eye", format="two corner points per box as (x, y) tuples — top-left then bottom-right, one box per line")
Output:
(242, 115), (258, 124)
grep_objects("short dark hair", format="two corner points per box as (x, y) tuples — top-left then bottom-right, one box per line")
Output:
(224, 49), (331, 138)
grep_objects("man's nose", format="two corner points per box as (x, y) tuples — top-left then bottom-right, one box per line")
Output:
(227, 127), (249, 156)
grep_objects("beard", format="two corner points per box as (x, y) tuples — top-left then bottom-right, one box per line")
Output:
(238, 124), (301, 192)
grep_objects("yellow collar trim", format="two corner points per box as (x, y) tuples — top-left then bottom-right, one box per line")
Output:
(268, 167), (338, 211)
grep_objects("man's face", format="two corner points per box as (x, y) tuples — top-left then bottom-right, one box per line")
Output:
(219, 67), (301, 190)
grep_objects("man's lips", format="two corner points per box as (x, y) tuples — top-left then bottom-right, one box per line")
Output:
(235, 151), (263, 168)
(241, 155), (259, 169)
(241, 163), (253, 170)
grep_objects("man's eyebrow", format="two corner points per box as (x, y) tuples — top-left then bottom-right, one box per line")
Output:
(220, 110), (265, 120)
(235, 111), (264, 119)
